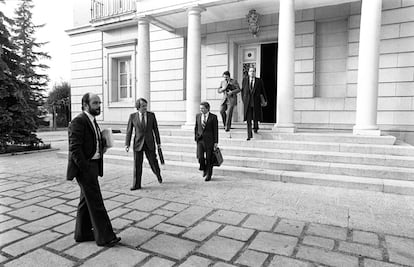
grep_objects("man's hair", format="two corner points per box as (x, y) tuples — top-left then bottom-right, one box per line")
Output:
(223, 71), (231, 77)
(135, 98), (148, 109)
(81, 93), (91, 111)
(200, 101), (210, 111)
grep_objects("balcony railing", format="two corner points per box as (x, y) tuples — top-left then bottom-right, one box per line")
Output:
(91, 0), (136, 21)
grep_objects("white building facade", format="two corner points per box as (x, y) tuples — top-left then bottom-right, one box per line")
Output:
(68, 0), (414, 143)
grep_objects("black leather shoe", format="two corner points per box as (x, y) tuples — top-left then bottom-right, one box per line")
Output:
(99, 237), (121, 247)
(203, 170), (207, 177)
(254, 129), (258, 133)
(157, 176), (163, 184)
(246, 138), (251, 141)
(130, 186), (141, 191)
(205, 176), (211, 181)
(225, 129), (230, 132)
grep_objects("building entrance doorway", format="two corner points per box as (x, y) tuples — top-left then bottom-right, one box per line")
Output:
(238, 43), (277, 123)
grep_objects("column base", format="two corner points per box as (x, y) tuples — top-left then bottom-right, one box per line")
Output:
(353, 126), (381, 136)
(181, 123), (195, 130)
(272, 123), (296, 133)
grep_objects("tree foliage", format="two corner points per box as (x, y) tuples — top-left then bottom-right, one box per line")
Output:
(0, 0), (50, 151)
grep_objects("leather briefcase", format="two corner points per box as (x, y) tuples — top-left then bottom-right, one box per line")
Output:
(212, 147), (223, 167)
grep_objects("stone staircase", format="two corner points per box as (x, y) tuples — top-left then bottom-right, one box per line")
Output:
(57, 126), (414, 195)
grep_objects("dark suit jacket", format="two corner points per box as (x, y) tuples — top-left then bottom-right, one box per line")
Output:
(67, 112), (103, 181)
(242, 77), (267, 121)
(218, 78), (241, 106)
(125, 111), (160, 152)
(194, 113), (218, 158)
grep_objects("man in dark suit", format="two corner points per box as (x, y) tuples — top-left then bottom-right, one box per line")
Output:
(194, 102), (218, 181)
(218, 71), (241, 132)
(67, 93), (121, 247)
(242, 67), (267, 140)
(125, 98), (162, 190)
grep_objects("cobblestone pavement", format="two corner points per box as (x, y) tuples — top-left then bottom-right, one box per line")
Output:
(0, 136), (414, 266)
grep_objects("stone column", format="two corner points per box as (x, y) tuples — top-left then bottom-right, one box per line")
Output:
(183, 6), (204, 128)
(137, 17), (151, 108)
(353, 0), (382, 136)
(273, 0), (296, 133)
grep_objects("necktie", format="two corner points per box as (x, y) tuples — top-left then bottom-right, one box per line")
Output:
(202, 115), (206, 129)
(141, 112), (146, 128)
(250, 79), (254, 93)
(93, 118), (102, 155)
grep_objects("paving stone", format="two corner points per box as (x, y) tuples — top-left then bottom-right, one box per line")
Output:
(82, 246), (148, 267)
(64, 242), (103, 259)
(112, 217), (133, 230)
(0, 219), (25, 232)
(198, 236), (245, 261)
(126, 197), (167, 211)
(0, 204), (12, 213)
(47, 191), (64, 198)
(60, 191), (80, 200)
(307, 223), (347, 240)
(0, 197), (20, 205)
(0, 214), (10, 222)
(162, 202), (189, 212)
(135, 215), (167, 229)
(53, 221), (74, 234)
(242, 214), (277, 231)
(103, 200), (124, 211)
(122, 210), (150, 221)
(268, 255), (312, 267)
(3, 230), (62, 256)
(182, 221), (221, 241)
(4, 248), (74, 267)
(108, 207), (131, 219)
(19, 213), (72, 233)
(352, 230), (379, 246)
(302, 235), (335, 250)
(385, 235), (414, 266)
(178, 255), (212, 267)
(65, 199), (79, 206)
(363, 259), (402, 267)
(46, 235), (75, 251)
(296, 245), (358, 267)
(167, 206), (213, 227)
(37, 198), (67, 208)
(152, 208), (176, 217)
(141, 234), (197, 260)
(249, 232), (298, 256)
(8, 205), (56, 221)
(274, 219), (305, 236)
(53, 204), (76, 213)
(207, 209), (247, 225)
(109, 194), (138, 203)
(11, 196), (49, 208)
(0, 229), (29, 246)
(118, 227), (156, 247)
(235, 249), (268, 267)
(213, 263), (237, 267)
(17, 189), (50, 199)
(153, 223), (186, 235)
(141, 256), (175, 267)
(338, 241), (383, 260)
(0, 182), (30, 193)
(218, 225), (255, 241)
(0, 254), (8, 263)
(101, 190), (119, 199)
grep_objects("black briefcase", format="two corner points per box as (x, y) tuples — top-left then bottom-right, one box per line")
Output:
(212, 147), (223, 167)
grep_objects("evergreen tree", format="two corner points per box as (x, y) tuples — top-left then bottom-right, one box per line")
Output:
(12, 0), (50, 146)
(47, 82), (71, 127)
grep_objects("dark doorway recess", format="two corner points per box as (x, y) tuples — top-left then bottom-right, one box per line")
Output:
(260, 43), (277, 123)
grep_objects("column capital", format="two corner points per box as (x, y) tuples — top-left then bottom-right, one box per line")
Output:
(136, 16), (150, 24)
(186, 5), (206, 15)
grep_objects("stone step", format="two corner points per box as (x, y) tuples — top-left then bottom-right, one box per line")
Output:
(111, 141), (414, 168)
(56, 151), (414, 196)
(116, 135), (414, 157)
(105, 149), (414, 181)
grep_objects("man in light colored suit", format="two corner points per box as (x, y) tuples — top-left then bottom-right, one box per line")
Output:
(218, 71), (241, 132)
(125, 98), (162, 190)
(195, 102), (218, 181)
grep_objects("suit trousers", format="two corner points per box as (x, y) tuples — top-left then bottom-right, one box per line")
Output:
(197, 140), (214, 177)
(75, 160), (116, 245)
(133, 142), (161, 188)
(219, 100), (235, 131)
(246, 106), (259, 138)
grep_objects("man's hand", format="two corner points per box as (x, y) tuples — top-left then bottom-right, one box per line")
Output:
(214, 143), (218, 150)
(125, 146), (129, 152)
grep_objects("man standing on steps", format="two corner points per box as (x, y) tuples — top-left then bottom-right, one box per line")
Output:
(195, 102), (219, 181)
(242, 67), (267, 141)
(67, 93), (121, 247)
(125, 98), (163, 190)
(218, 71), (241, 132)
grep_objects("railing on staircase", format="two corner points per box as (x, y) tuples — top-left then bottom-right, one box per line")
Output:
(91, 0), (136, 21)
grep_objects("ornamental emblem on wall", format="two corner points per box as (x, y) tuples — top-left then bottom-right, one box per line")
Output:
(246, 9), (260, 37)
